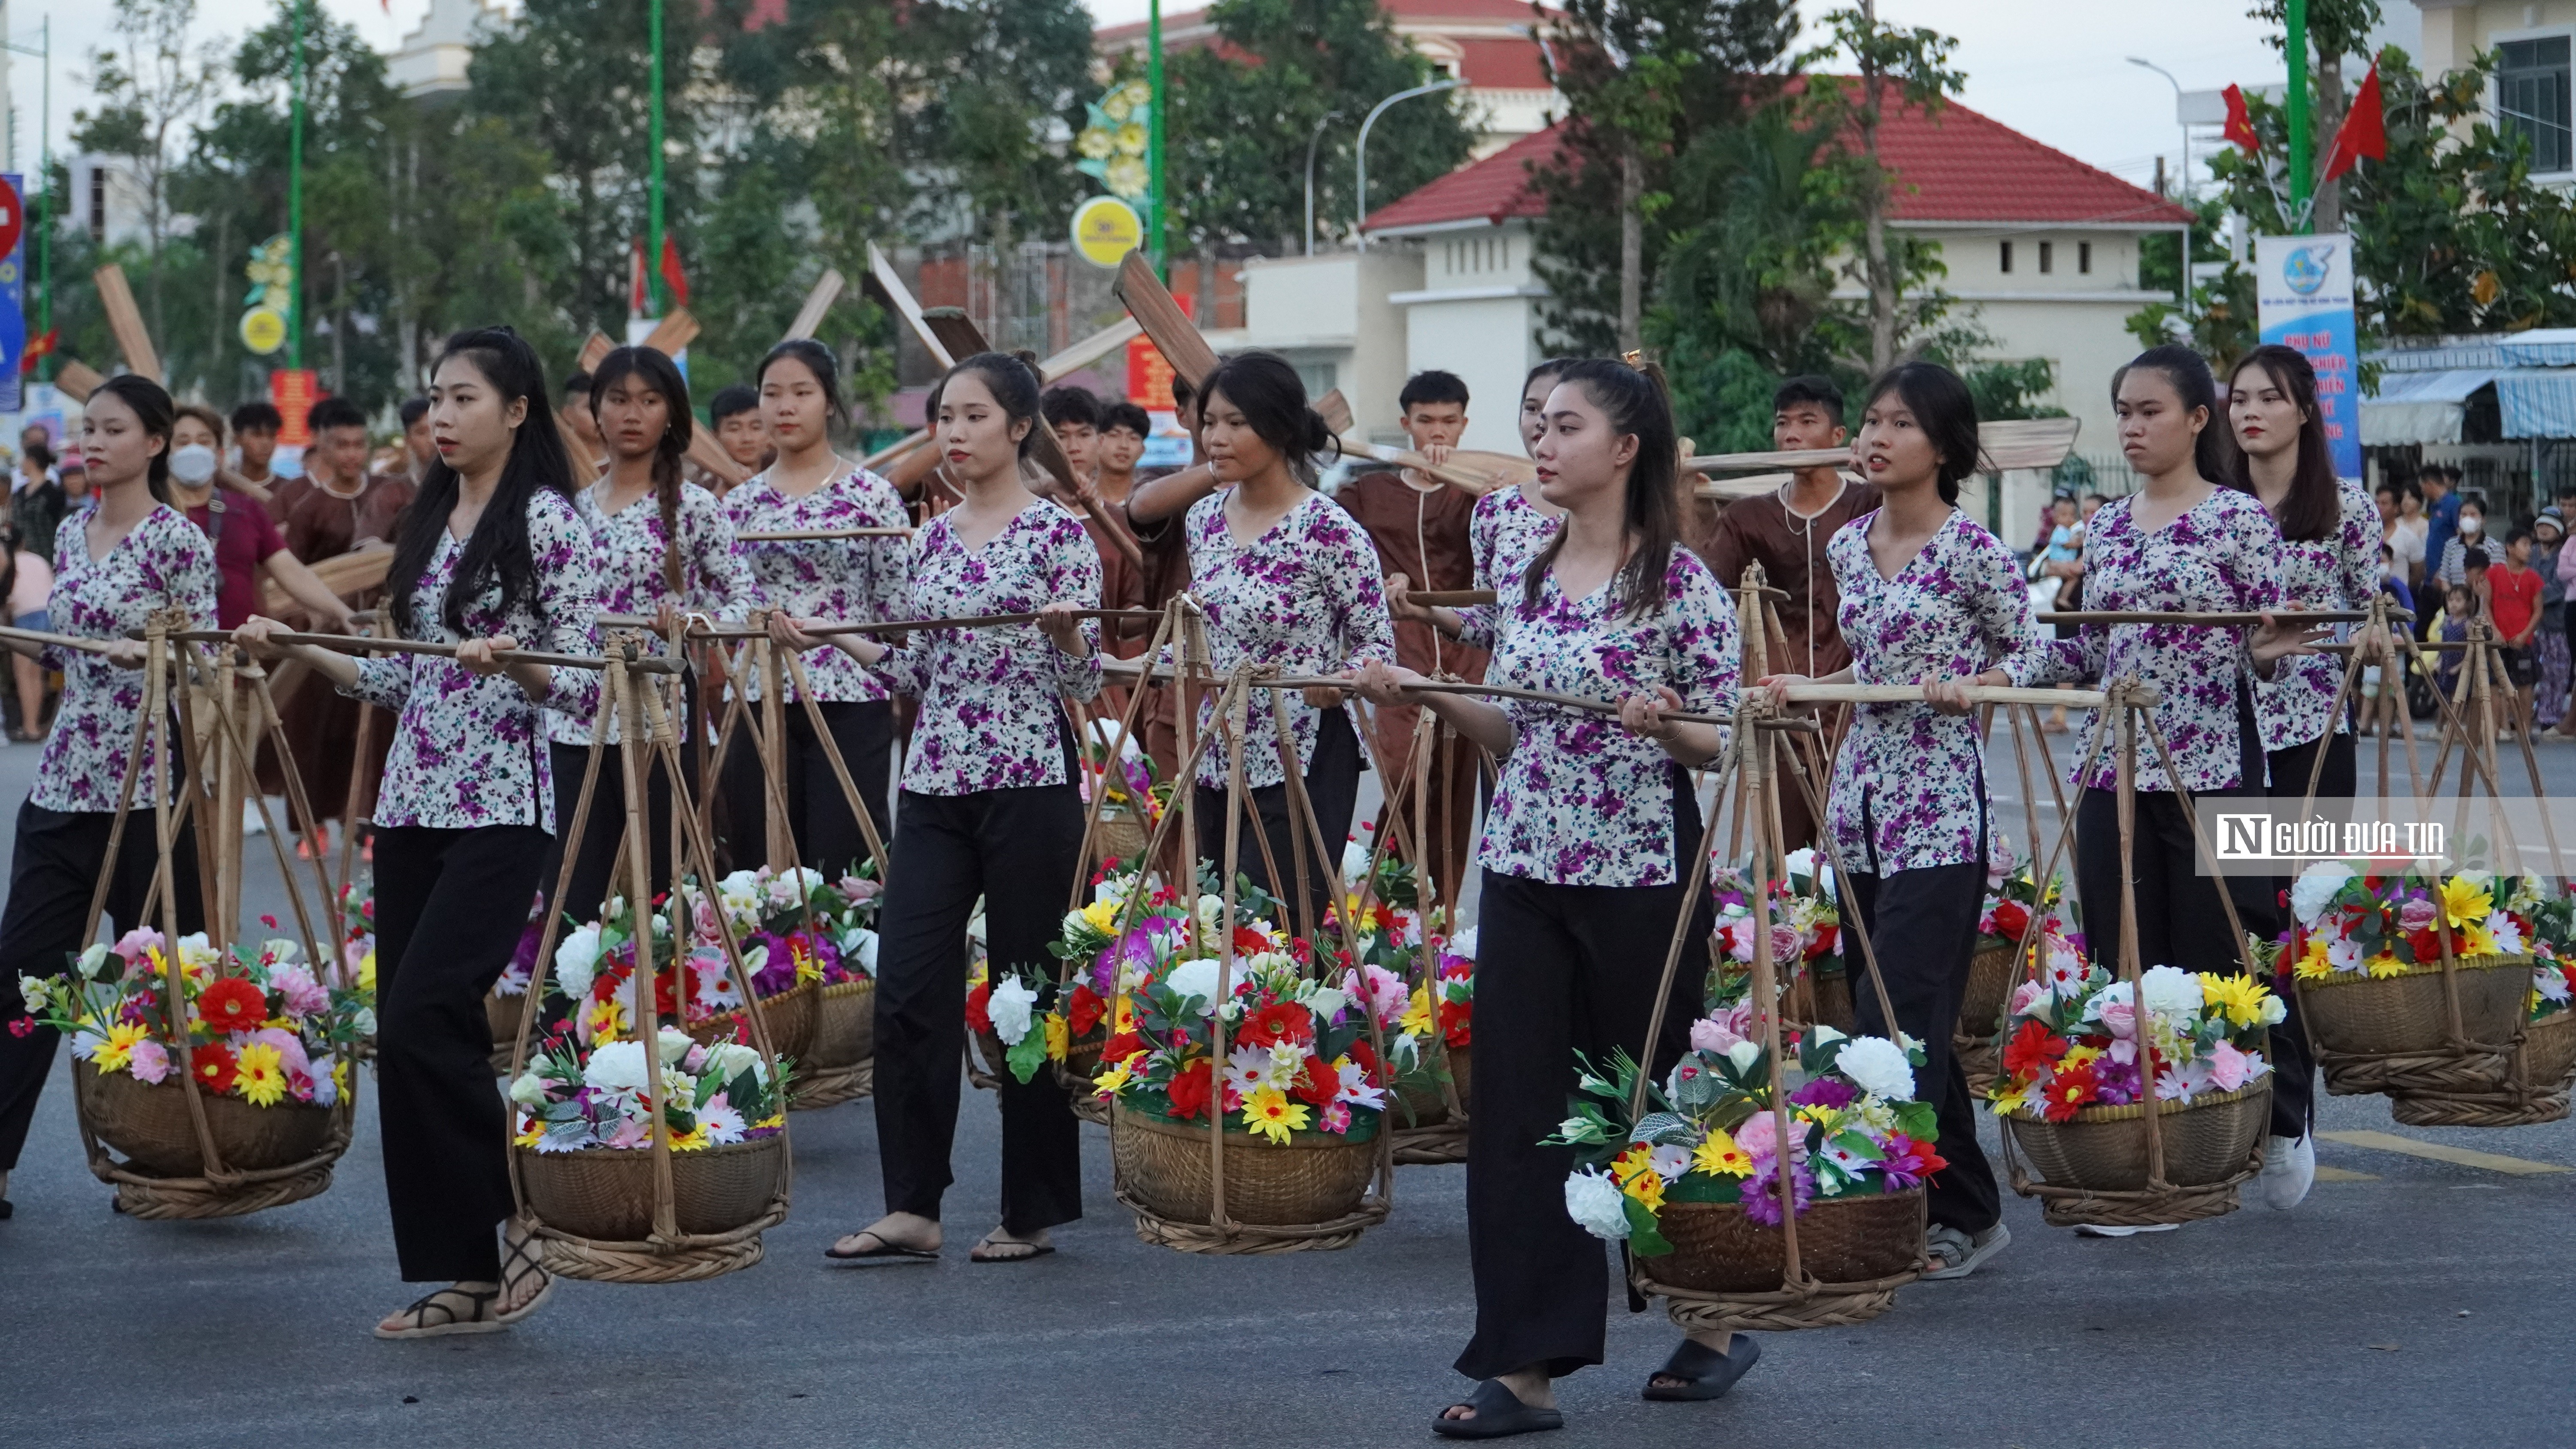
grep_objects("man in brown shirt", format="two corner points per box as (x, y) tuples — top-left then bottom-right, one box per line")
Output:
(1699, 375), (1875, 849)
(1336, 370), (1484, 907)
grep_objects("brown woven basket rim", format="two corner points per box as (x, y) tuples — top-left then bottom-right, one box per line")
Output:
(819, 977), (875, 1001)
(514, 1132), (786, 1164)
(2299, 950), (2531, 991)
(2001, 1079), (2266, 1126)
(1112, 1098), (1383, 1150)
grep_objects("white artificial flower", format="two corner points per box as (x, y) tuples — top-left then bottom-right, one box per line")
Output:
(584, 1040), (649, 1093)
(703, 1042), (763, 1081)
(307, 1054), (340, 1107)
(1725, 1040), (1763, 1075)
(1224, 1044), (1276, 1100)
(553, 922), (603, 1001)
(1648, 1143), (1692, 1182)
(508, 1071), (550, 1107)
(1783, 847), (1820, 882)
(352, 1007), (377, 1037)
(2537, 967), (2572, 1004)
(260, 937), (303, 964)
(851, 928), (880, 976)
(1298, 982), (1351, 1024)
(700, 1100), (748, 1143)
(1450, 926), (1478, 960)
(2139, 964), (2202, 1025)
(2289, 860), (2356, 928)
(1342, 838), (1372, 883)
(1835, 1035), (1916, 1102)
(77, 943), (113, 978)
(1334, 1058), (1386, 1109)
(2486, 911), (2527, 957)
(175, 933), (217, 970)
(1563, 1169), (1632, 1240)
(2327, 935), (2365, 975)
(1807, 1024), (1847, 1049)
(2258, 993), (2289, 1027)
(1163, 958), (1221, 1015)
(989, 976), (1039, 1045)
(655, 1027), (695, 1067)
(15, 974), (49, 1015)
(1063, 909), (1095, 940)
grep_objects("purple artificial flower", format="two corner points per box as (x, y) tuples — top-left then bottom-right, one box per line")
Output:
(1741, 1153), (1816, 1226)
(1789, 1076), (1858, 1111)
(1879, 1134), (1938, 1191)
(746, 931), (798, 997)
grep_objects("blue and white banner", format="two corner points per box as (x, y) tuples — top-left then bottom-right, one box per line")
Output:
(2254, 232), (2361, 480)
(0, 175), (26, 415)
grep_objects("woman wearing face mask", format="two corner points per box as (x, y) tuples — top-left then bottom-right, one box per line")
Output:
(2435, 497), (2493, 589)
(542, 346), (753, 925)
(770, 353), (1100, 1266)
(167, 405), (354, 633)
(1354, 358), (1742, 1437)
(236, 327), (602, 1338)
(2224, 345), (2376, 1211)
(1756, 361), (2038, 1281)
(0, 376), (217, 1223)
(2023, 346), (2321, 1237)
(1391, 358), (1577, 653)
(720, 339), (908, 879)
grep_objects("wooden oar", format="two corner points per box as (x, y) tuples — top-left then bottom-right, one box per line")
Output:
(868, 241), (953, 370)
(1114, 249), (1220, 389)
(800, 608), (1159, 639)
(861, 317), (1145, 469)
(162, 629), (682, 674)
(784, 269), (845, 342)
(2037, 610), (2370, 626)
(0, 622), (122, 656)
(95, 265), (162, 383)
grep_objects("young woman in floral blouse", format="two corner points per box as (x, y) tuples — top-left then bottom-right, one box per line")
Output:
(2224, 343), (2376, 1213)
(1355, 358), (1746, 1436)
(720, 340), (909, 877)
(1128, 351), (1394, 922)
(544, 346), (753, 923)
(0, 376), (216, 1219)
(1759, 362), (2041, 1282)
(2023, 345), (2320, 1236)
(240, 327), (602, 1337)
(771, 353), (1100, 1267)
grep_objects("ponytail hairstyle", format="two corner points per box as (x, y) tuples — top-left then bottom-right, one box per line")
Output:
(1862, 361), (1985, 506)
(94, 373), (177, 506)
(2223, 343), (2340, 543)
(930, 351), (1046, 458)
(1522, 356), (1683, 619)
(389, 326), (575, 640)
(590, 345), (696, 597)
(756, 337), (849, 438)
(2114, 343), (2232, 485)
(1197, 350), (1337, 485)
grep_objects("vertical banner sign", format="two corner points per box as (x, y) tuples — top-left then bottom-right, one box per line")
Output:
(2255, 232), (2362, 479)
(271, 369), (319, 446)
(0, 175), (25, 413)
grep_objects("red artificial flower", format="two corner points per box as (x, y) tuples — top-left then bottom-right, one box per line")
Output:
(1100, 1031), (1144, 1065)
(8, 1016), (32, 1038)
(1347, 1034), (1381, 1081)
(196, 977), (269, 1034)
(1066, 984), (1106, 1038)
(965, 980), (993, 1034)
(192, 1042), (240, 1094)
(1291, 1052), (1339, 1108)
(1231, 926), (1273, 959)
(1235, 1000), (1313, 1049)
(2002, 1020), (2067, 1081)
(1804, 922), (1838, 961)
(1439, 998), (1472, 1048)
(2406, 928), (2445, 963)
(1165, 1059), (1213, 1120)
(2040, 1064), (2099, 1123)
(1989, 900), (2030, 942)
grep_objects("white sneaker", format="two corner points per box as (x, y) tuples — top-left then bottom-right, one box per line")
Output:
(2074, 1222), (2179, 1237)
(241, 800), (267, 836)
(2258, 1133), (2315, 1210)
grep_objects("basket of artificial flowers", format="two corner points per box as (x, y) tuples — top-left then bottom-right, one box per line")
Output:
(558, 868), (840, 1068)
(2390, 896), (2576, 1127)
(2284, 862), (2537, 1098)
(1712, 850), (1850, 1034)
(1956, 857), (2068, 1090)
(792, 868), (883, 1109)
(484, 891), (543, 1072)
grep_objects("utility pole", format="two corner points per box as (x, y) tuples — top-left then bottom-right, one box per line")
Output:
(1147, 0), (1165, 276)
(288, 0), (306, 369)
(2286, 0), (2312, 232)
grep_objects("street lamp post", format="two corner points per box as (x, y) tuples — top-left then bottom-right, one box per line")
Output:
(2128, 56), (2193, 323)
(2286, 0), (2312, 230)
(288, 0), (305, 370)
(1147, 0), (1165, 275)
(1304, 109), (1341, 256)
(1354, 78), (1460, 252)
(648, 0), (665, 315)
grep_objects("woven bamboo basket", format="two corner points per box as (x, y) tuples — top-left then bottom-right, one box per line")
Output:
(1647, 1187), (1926, 1294)
(1110, 1101), (1379, 1227)
(2389, 1012), (2576, 1128)
(2006, 1082), (2269, 1192)
(2303, 953), (2530, 1059)
(804, 978), (876, 1070)
(517, 1135), (787, 1241)
(1095, 809), (1151, 864)
(1789, 967), (1856, 1034)
(1392, 1043), (1474, 1128)
(689, 978), (819, 1062)
(1957, 941), (2018, 1045)
(485, 985), (529, 1049)
(2521, 1010), (2576, 1093)
(77, 1059), (337, 1178)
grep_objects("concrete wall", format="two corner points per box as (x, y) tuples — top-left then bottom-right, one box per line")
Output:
(1227, 249), (1425, 440)
(1396, 293), (1541, 451)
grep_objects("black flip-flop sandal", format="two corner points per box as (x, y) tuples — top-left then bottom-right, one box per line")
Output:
(1641, 1334), (1761, 1401)
(824, 1229), (939, 1263)
(1431, 1379), (1564, 1439)
(495, 1225), (554, 1326)
(373, 1287), (502, 1340)
(969, 1235), (1056, 1264)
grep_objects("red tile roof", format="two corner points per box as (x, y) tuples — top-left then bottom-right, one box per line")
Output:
(1452, 36), (1550, 89)
(1098, 0), (1554, 52)
(1366, 87), (2193, 233)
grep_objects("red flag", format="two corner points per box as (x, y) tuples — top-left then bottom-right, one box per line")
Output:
(658, 236), (690, 308)
(2323, 61), (2387, 182)
(2222, 84), (2260, 156)
(628, 236), (647, 318)
(18, 328), (56, 374)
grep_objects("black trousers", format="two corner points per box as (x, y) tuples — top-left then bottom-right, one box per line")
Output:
(1458, 772), (1708, 1382)
(2264, 729), (2357, 1141)
(0, 801), (205, 1171)
(873, 782), (1084, 1234)
(1193, 704), (1362, 928)
(373, 823), (550, 1282)
(1840, 862), (2002, 1235)
(543, 740), (674, 929)
(720, 699), (893, 880)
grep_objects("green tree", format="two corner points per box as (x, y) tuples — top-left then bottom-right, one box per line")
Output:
(72, 0), (222, 358)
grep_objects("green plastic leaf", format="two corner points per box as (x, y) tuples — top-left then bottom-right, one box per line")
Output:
(1005, 1028), (1050, 1084)
(1623, 1194), (1673, 1257)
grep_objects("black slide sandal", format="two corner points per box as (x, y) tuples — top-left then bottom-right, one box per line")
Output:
(1431, 1379), (1564, 1440)
(1642, 1334), (1761, 1401)
(823, 1229), (939, 1263)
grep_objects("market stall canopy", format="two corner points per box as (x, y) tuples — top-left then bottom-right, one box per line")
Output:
(2361, 369), (2491, 446)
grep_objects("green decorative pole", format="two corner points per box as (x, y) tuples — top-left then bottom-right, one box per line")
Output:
(287, 0), (306, 369)
(2285, 0), (2311, 232)
(35, 18), (49, 378)
(648, 0), (666, 314)
(1146, 0), (1165, 276)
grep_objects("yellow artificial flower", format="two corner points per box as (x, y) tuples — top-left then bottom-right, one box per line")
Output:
(234, 1042), (288, 1106)
(2060, 1043), (2105, 1071)
(2365, 951), (2406, 980)
(1400, 985), (1436, 1040)
(1990, 1080), (2031, 1115)
(667, 1123), (711, 1152)
(1092, 1049), (1146, 1097)
(1609, 1143), (1658, 1188)
(754, 1113), (785, 1132)
(1044, 1012), (1070, 1062)
(2293, 937), (2333, 982)
(1692, 1129), (1754, 1177)
(92, 1020), (149, 1072)
(1112, 994), (1137, 1034)
(1242, 1087), (1308, 1144)
(1795, 1103), (1840, 1129)
(334, 1060), (351, 1095)
(2198, 972), (2272, 1029)
(586, 997), (627, 1043)
(1081, 898), (1122, 937)
(2441, 876), (2494, 930)
(2463, 920), (2500, 958)
(357, 948), (376, 994)
(514, 1116), (545, 1148)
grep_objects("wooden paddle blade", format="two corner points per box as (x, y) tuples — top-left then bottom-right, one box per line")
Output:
(259, 549), (394, 619)
(556, 405), (601, 479)
(578, 330), (617, 371)
(1035, 316), (1141, 382)
(1315, 388), (1354, 436)
(687, 428), (750, 488)
(1027, 421), (1081, 494)
(53, 360), (104, 403)
(93, 265), (161, 383)
(920, 306), (989, 363)
(1683, 446), (1850, 475)
(1977, 416), (2081, 472)
(863, 428), (932, 468)
(866, 240), (954, 368)
(1113, 250), (1218, 389)
(639, 307), (700, 358)
(784, 268), (845, 342)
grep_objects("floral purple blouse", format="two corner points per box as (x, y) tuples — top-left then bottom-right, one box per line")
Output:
(723, 467), (909, 704)
(341, 489), (604, 831)
(870, 502), (1103, 796)
(2256, 476), (2377, 753)
(34, 504), (217, 812)
(1184, 489), (1397, 790)
(1481, 549), (1741, 888)
(1826, 509), (2042, 874)
(548, 479), (755, 748)
(2028, 488), (2283, 794)
(1457, 484), (1561, 652)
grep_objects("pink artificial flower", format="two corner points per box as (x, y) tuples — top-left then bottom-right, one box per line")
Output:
(1690, 1002), (1753, 1055)
(1343, 964), (1408, 1022)
(267, 963), (330, 1019)
(128, 1039), (171, 1083)
(1735, 1109), (1791, 1160)
(838, 874), (881, 903)
(2398, 897), (2438, 934)
(6, 1016), (30, 1038)
(1769, 923), (1804, 964)
(2008, 980), (2046, 1018)
(1321, 1102), (1352, 1133)
(2208, 1041), (2252, 1092)
(112, 928), (160, 964)
(1721, 919), (1756, 964)
(2098, 998), (2136, 1040)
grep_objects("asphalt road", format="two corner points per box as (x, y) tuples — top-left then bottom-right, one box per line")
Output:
(5, 722), (2576, 1449)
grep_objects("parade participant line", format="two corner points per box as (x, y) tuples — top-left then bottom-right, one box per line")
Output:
(1099, 657), (1824, 731)
(2037, 609), (2370, 626)
(735, 527), (915, 541)
(154, 628), (684, 674)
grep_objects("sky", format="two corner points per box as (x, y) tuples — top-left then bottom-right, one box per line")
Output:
(4, 0), (2409, 196)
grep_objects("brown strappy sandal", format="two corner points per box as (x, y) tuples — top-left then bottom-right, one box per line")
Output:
(372, 1286), (501, 1340)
